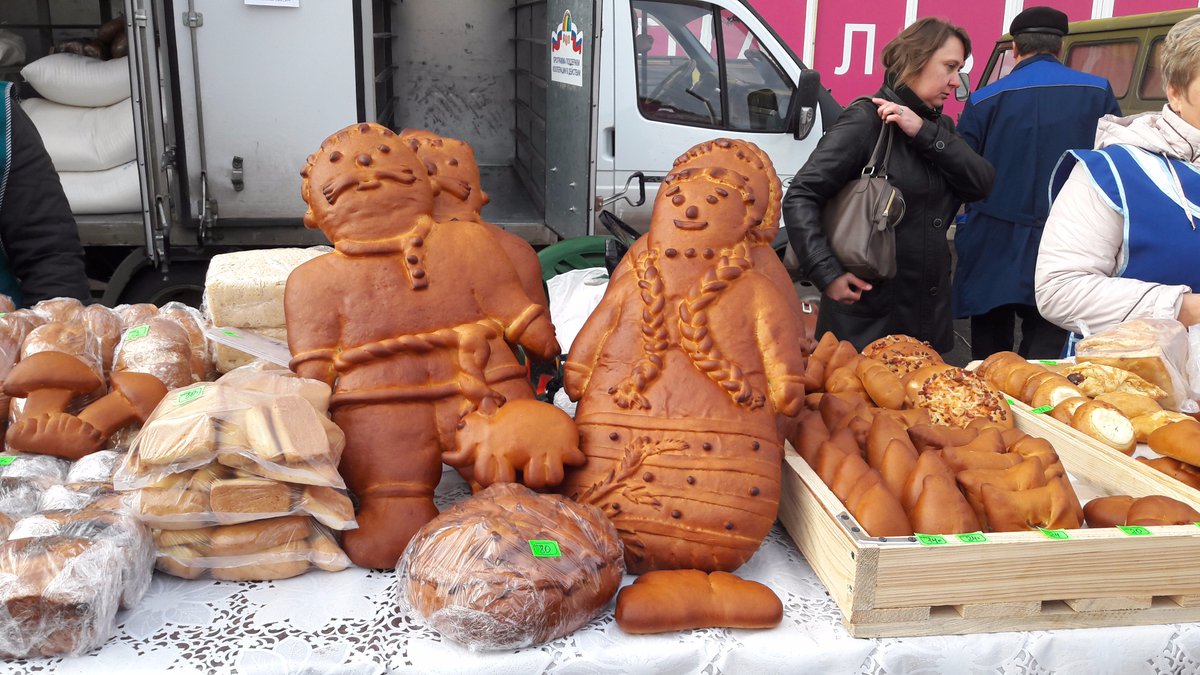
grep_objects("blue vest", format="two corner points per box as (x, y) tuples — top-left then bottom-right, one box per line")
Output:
(1051, 144), (1200, 355)
(0, 82), (22, 306)
(1051, 144), (1200, 288)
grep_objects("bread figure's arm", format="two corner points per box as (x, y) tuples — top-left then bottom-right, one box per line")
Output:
(284, 263), (341, 387)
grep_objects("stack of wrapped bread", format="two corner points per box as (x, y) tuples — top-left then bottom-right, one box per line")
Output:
(203, 248), (327, 372)
(0, 450), (155, 659)
(793, 333), (1084, 536)
(113, 362), (355, 580)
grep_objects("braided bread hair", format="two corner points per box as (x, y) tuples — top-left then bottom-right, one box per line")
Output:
(612, 167), (763, 409)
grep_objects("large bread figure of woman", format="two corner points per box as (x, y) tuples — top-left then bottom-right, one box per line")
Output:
(285, 123), (561, 569)
(558, 165), (808, 573)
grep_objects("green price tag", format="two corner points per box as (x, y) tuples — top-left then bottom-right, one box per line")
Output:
(916, 533), (949, 546)
(175, 386), (207, 405)
(1040, 528), (1070, 540)
(1006, 397), (1017, 406)
(1117, 525), (1153, 536)
(529, 540), (561, 557)
(222, 329), (240, 337)
(1038, 360), (1058, 366)
(955, 531), (988, 544)
(125, 325), (150, 340)
(1029, 405), (1054, 414)
(0, 456), (16, 466)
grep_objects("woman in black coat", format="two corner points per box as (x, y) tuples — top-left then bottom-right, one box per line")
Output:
(783, 18), (994, 352)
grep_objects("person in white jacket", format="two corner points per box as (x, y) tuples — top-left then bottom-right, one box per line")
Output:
(1036, 14), (1200, 345)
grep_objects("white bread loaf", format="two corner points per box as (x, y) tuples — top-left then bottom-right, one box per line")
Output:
(204, 248), (327, 328)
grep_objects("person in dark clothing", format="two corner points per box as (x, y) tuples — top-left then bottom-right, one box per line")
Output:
(0, 82), (90, 307)
(782, 18), (994, 352)
(954, 6), (1121, 360)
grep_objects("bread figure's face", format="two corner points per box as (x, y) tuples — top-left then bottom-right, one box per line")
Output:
(404, 132), (490, 222)
(674, 139), (776, 229)
(302, 123), (435, 243)
(649, 168), (752, 252)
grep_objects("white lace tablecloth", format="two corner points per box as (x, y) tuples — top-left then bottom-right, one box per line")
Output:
(13, 471), (1200, 675)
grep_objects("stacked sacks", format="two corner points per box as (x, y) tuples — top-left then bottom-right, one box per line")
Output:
(20, 18), (137, 215)
(113, 363), (355, 580)
(204, 248), (328, 372)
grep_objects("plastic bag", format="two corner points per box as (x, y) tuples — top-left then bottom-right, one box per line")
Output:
(113, 303), (158, 330)
(1076, 319), (1195, 411)
(0, 455), (71, 518)
(115, 384), (345, 491)
(546, 267), (609, 354)
(7, 508), (154, 609)
(0, 506), (154, 659)
(65, 450), (122, 485)
(29, 298), (84, 324)
(113, 317), (197, 390)
(80, 304), (122, 374)
(158, 301), (213, 381)
(396, 482), (625, 651)
(19, 320), (103, 377)
(153, 515), (351, 580)
(216, 361), (331, 414)
(125, 462), (354, 530)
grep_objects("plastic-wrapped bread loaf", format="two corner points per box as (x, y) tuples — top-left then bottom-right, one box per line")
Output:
(203, 248), (327, 328)
(153, 516), (351, 580)
(0, 506), (154, 658)
(158, 301), (212, 381)
(397, 482), (624, 651)
(114, 317), (196, 389)
(30, 297), (84, 324)
(20, 321), (103, 379)
(113, 303), (158, 330)
(80, 304), (123, 374)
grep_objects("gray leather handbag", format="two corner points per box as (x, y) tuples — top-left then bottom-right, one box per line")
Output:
(820, 119), (906, 281)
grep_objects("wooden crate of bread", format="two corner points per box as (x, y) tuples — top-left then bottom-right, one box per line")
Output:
(780, 338), (1200, 639)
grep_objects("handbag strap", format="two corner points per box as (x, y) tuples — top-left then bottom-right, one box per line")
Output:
(845, 96), (896, 178)
(864, 123), (894, 178)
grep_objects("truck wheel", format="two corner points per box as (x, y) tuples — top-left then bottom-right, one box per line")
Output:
(117, 261), (208, 308)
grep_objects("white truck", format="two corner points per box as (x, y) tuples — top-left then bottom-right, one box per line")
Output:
(1, 0), (836, 305)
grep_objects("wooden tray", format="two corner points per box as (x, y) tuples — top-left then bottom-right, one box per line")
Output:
(779, 403), (1200, 638)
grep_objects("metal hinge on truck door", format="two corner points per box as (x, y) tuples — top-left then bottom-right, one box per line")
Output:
(182, 11), (203, 27)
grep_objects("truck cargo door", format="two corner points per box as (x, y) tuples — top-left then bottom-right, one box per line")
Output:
(125, 0), (182, 268)
(543, 0), (599, 239)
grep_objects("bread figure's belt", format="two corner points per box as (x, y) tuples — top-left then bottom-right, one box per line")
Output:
(330, 363), (527, 408)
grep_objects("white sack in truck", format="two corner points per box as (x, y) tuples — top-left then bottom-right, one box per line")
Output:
(21, 97), (135, 172)
(0, 30), (26, 67)
(203, 248), (329, 329)
(58, 161), (140, 214)
(21, 54), (131, 107)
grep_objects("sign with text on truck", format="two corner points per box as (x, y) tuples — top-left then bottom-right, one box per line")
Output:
(5, 0), (831, 305)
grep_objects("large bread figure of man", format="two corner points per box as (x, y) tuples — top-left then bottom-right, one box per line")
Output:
(558, 165), (808, 573)
(285, 123), (561, 569)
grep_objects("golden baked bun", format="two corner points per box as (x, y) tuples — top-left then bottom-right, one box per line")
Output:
(615, 570), (782, 633)
(1071, 400), (1136, 454)
(1095, 392), (1162, 419)
(912, 368), (1013, 430)
(1131, 410), (1193, 443)
(1137, 457), (1200, 491)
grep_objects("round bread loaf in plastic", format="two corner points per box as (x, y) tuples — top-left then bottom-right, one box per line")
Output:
(397, 482), (624, 650)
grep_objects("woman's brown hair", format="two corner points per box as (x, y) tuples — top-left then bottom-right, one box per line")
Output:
(881, 17), (971, 87)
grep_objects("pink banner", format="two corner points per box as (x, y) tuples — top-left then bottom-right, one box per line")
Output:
(746, 0), (1197, 116)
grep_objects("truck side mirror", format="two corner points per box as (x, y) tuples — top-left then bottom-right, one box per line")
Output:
(787, 70), (822, 140)
(955, 71), (971, 102)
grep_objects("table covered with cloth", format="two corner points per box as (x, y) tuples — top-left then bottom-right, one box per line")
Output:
(10, 470), (1200, 675)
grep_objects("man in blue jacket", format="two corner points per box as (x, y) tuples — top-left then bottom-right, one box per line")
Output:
(954, 6), (1120, 360)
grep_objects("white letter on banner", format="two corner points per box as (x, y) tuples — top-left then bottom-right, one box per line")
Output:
(834, 24), (876, 76)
